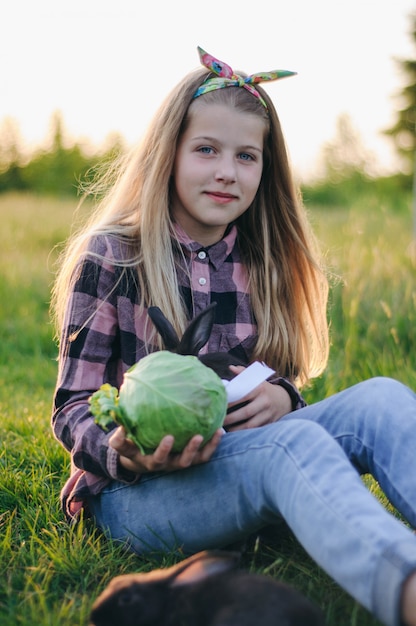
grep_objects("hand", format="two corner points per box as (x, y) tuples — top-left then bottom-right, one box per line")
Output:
(109, 426), (223, 475)
(223, 365), (292, 431)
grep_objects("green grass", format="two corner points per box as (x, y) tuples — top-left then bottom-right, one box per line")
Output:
(1, 191), (415, 625)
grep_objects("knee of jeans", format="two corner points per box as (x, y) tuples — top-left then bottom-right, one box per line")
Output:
(270, 418), (331, 453)
(360, 376), (413, 408)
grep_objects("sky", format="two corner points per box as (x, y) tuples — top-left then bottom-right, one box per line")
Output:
(2, 0), (415, 180)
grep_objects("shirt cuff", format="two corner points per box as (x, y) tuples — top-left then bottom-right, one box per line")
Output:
(269, 376), (307, 411)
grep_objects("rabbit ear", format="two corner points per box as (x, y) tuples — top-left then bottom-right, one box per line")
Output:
(170, 550), (240, 588)
(148, 306), (181, 351)
(178, 302), (217, 356)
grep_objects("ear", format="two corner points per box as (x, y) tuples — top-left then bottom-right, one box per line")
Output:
(178, 302), (217, 355)
(169, 550), (240, 588)
(148, 306), (180, 351)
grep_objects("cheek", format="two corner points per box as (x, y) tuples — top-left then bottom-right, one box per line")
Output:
(175, 167), (195, 198)
(174, 155), (200, 186)
(172, 159), (190, 195)
(246, 167), (263, 198)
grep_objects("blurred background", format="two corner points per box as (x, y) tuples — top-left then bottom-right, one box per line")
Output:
(1, 0), (415, 196)
(1, 5), (416, 625)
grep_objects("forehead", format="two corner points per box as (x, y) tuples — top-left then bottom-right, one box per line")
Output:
(184, 102), (267, 143)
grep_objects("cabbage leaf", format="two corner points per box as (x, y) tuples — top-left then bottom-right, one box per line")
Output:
(89, 351), (227, 454)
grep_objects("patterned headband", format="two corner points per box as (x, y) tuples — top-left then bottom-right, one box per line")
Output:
(193, 46), (297, 109)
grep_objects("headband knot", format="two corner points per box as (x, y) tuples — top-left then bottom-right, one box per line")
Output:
(193, 46), (297, 108)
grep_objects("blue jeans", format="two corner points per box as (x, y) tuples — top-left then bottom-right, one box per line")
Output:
(89, 377), (416, 626)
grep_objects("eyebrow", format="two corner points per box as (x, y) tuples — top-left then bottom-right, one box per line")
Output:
(191, 135), (263, 154)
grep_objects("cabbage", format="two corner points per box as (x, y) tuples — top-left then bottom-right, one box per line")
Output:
(89, 351), (227, 454)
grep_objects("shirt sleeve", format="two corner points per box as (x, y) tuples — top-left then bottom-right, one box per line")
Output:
(51, 235), (139, 485)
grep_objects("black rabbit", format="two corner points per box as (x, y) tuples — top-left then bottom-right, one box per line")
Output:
(148, 302), (252, 420)
(89, 550), (325, 626)
(147, 302), (246, 381)
(147, 302), (254, 425)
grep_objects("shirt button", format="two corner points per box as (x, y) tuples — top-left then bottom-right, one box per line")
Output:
(199, 277), (207, 286)
(198, 250), (207, 260)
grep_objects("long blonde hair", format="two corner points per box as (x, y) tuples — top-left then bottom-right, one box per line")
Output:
(51, 66), (329, 385)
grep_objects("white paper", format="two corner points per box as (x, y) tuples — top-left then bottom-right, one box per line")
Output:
(222, 361), (275, 403)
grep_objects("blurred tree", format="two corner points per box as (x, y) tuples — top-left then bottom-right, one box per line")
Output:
(0, 116), (22, 170)
(384, 12), (416, 174)
(0, 117), (27, 191)
(100, 131), (126, 160)
(384, 11), (416, 241)
(319, 113), (376, 181)
(303, 114), (398, 210)
(19, 111), (98, 196)
(0, 111), (127, 196)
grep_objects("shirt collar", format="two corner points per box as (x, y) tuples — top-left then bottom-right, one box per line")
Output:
(172, 222), (238, 270)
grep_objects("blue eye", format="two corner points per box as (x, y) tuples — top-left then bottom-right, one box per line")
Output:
(239, 153), (254, 161)
(198, 146), (214, 154)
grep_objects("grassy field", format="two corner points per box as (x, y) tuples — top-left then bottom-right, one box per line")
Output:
(0, 191), (415, 625)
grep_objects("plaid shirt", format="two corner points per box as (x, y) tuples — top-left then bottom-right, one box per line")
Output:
(52, 223), (306, 519)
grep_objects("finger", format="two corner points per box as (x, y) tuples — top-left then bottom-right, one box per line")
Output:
(136, 435), (176, 473)
(109, 426), (138, 456)
(197, 428), (223, 462)
(117, 455), (139, 473)
(224, 393), (271, 430)
(226, 415), (262, 431)
(227, 381), (262, 409)
(224, 399), (255, 427)
(175, 434), (204, 468)
(151, 435), (175, 464)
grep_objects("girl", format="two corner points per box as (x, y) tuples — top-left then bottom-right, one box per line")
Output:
(51, 47), (416, 626)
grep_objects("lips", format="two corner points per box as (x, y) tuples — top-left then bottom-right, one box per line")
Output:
(204, 190), (238, 201)
(206, 190), (236, 197)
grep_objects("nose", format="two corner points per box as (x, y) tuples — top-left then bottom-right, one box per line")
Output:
(214, 155), (236, 183)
